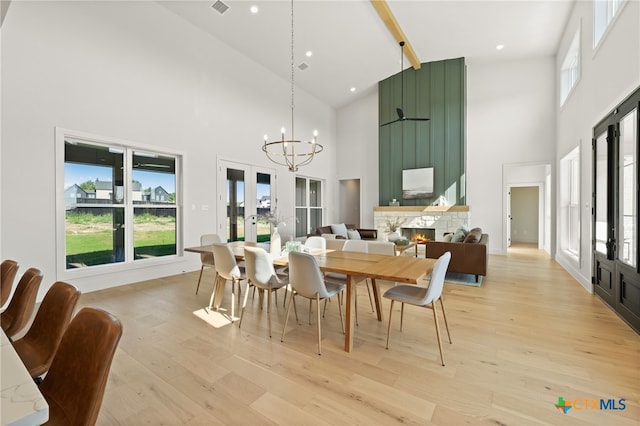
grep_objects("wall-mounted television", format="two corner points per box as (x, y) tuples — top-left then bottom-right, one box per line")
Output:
(402, 167), (434, 199)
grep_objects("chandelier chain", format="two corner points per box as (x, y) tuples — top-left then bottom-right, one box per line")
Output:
(290, 0), (295, 140)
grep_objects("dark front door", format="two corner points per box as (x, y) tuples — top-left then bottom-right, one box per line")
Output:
(593, 87), (640, 333)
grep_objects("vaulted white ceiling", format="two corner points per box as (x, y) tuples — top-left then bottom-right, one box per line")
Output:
(160, 0), (575, 109)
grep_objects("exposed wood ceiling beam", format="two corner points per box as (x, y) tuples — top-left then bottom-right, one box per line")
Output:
(370, 0), (421, 70)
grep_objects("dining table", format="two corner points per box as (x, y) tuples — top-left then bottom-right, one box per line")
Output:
(1, 329), (49, 425)
(185, 242), (436, 352)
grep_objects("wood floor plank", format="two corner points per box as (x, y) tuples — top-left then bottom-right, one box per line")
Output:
(73, 244), (640, 425)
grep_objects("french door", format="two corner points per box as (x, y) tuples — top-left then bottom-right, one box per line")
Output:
(593, 87), (640, 332)
(217, 160), (276, 243)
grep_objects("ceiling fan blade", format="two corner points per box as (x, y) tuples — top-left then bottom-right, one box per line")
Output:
(396, 108), (405, 120)
(380, 118), (401, 127)
(406, 117), (431, 122)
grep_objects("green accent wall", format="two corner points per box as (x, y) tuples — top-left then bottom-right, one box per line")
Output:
(378, 57), (466, 206)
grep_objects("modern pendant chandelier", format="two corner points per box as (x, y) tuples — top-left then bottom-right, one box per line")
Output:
(262, 0), (323, 172)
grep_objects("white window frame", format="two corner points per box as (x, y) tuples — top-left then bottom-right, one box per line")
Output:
(560, 146), (581, 260)
(55, 127), (183, 280)
(593, 0), (627, 49)
(294, 175), (324, 237)
(560, 27), (581, 106)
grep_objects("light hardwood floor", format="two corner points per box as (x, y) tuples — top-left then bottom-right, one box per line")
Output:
(77, 245), (640, 425)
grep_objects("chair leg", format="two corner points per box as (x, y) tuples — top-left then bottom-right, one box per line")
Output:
(439, 297), (452, 344)
(355, 287), (359, 326)
(308, 299), (313, 325)
(316, 295), (322, 355)
(207, 275), (222, 312)
(281, 291), (296, 342)
(196, 265), (205, 294)
(432, 301), (445, 366)
(238, 279), (252, 329)
(366, 280), (374, 312)
(267, 288), (273, 338)
(400, 302), (405, 332)
(337, 292), (344, 334)
(230, 279), (236, 321)
(385, 300), (395, 349)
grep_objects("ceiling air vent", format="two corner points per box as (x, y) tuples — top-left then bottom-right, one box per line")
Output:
(210, 1), (229, 15)
(297, 62), (309, 71)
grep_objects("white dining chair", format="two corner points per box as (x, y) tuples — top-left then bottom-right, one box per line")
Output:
(304, 236), (326, 250)
(241, 246), (296, 337)
(209, 243), (247, 321)
(196, 234), (222, 294)
(281, 251), (344, 355)
(383, 251), (452, 366)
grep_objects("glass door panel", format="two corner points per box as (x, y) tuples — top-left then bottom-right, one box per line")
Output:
(218, 160), (275, 243)
(619, 109), (637, 267)
(595, 131), (609, 254)
(226, 168), (245, 241)
(256, 172), (272, 242)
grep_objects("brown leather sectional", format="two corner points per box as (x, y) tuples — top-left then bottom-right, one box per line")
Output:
(314, 224), (378, 240)
(424, 230), (488, 282)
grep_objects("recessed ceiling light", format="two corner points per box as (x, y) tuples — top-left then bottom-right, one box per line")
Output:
(305, 51), (312, 57)
(250, 5), (258, 14)
(496, 44), (505, 50)
(350, 87), (356, 92)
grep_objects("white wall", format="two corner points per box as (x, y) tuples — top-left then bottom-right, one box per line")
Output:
(555, 0), (640, 291)
(465, 57), (558, 255)
(336, 91), (379, 228)
(1, 1), (336, 297)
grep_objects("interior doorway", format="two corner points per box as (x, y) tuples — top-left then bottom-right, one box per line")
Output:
(509, 186), (540, 246)
(339, 178), (360, 226)
(503, 162), (551, 255)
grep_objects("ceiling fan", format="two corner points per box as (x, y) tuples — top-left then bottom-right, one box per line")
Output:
(380, 41), (431, 127)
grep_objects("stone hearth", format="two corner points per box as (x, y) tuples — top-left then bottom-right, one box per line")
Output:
(374, 206), (470, 241)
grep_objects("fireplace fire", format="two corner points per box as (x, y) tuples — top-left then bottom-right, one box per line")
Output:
(412, 233), (430, 243)
(401, 227), (436, 242)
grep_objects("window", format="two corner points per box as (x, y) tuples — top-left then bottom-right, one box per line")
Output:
(560, 28), (580, 106)
(295, 176), (323, 237)
(594, 0), (625, 48)
(57, 129), (181, 274)
(560, 147), (580, 258)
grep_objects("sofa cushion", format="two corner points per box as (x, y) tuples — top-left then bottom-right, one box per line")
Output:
(330, 223), (349, 238)
(451, 227), (467, 242)
(463, 227), (483, 244)
(347, 229), (361, 240)
(316, 226), (332, 235)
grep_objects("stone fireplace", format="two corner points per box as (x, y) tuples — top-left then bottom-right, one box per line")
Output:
(373, 206), (470, 241)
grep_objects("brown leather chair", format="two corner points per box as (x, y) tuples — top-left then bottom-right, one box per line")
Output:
(0, 267), (43, 340)
(12, 281), (81, 379)
(1, 259), (19, 307)
(39, 307), (123, 426)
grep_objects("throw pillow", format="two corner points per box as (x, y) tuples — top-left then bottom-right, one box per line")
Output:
(443, 234), (453, 242)
(330, 223), (349, 238)
(451, 227), (467, 242)
(347, 229), (361, 240)
(463, 227), (482, 244)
